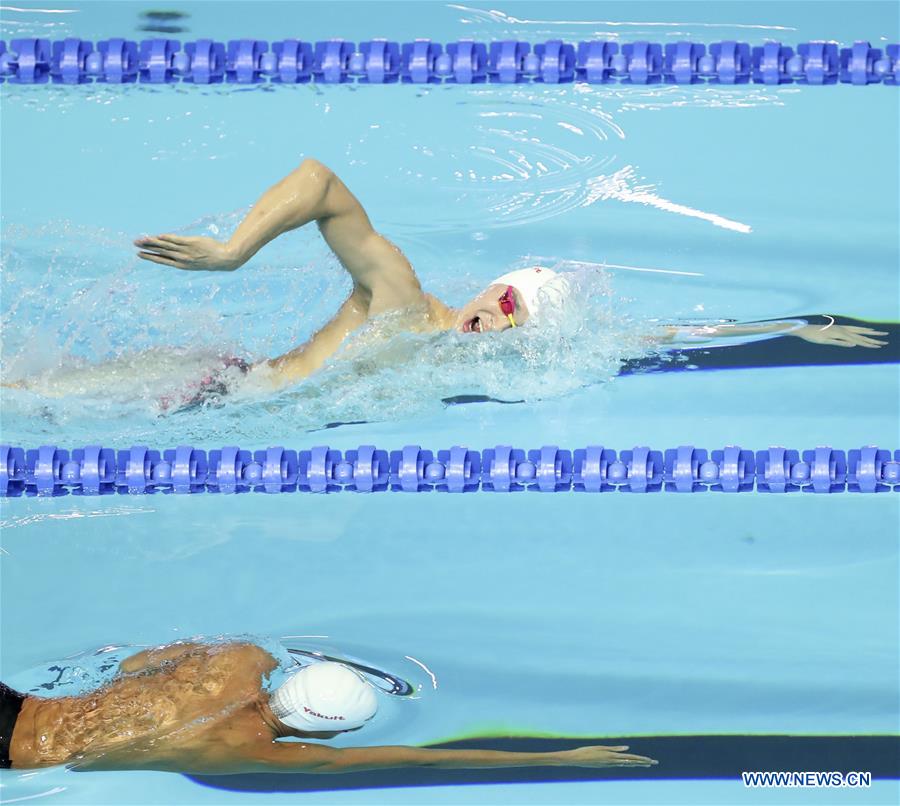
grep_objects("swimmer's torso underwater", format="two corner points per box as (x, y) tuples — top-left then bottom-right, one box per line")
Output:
(9, 643), (276, 771)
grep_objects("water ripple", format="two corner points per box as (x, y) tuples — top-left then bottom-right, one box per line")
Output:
(448, 3), (797, 40)
(1, 505), (155, 531)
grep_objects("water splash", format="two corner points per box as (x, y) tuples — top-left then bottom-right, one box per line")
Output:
(177, 264), (649, 438)
(1, 245), (652, 444)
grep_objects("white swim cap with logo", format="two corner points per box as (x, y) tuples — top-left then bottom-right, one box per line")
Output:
(491, 267), (562, 321)
(269, 661), (378, 732)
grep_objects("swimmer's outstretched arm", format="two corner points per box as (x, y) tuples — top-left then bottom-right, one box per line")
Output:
(241, 742), (657, 774)
(659, 319), (888, 349)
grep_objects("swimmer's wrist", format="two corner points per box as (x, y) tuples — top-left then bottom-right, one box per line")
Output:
(770, 318), (809, 336)
(223, 238), (252, 270)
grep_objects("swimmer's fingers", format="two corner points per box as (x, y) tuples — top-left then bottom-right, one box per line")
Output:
(136, 235), (208, 254)
(135, 235), (240, 271)
(152, 234), (203, 255)
(155, 234), (193, 246)
(613, 753), (657, 765)
(137, 251), (190, 270)
(565, 745), (658, 767)
(843, 327), (889, 346)
(798, 325), (888, 348)
(827, 336), (885, 349)
(829, 328), (888, 348)
(597, 748), (656, 764)
(843, 326), (888, 336)
(850, 334), (888, 347)
(134, 237), (189, 258)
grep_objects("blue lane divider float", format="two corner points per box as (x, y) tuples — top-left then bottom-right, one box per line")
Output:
(1, 444), (898, 497)
(0, 38), (897, 86)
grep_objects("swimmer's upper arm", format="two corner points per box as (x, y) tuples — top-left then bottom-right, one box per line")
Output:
(315, 166), (422, 310)
(224, 158), (421, 309)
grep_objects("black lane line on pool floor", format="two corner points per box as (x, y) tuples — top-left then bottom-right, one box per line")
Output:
(188, 734), (900, 792)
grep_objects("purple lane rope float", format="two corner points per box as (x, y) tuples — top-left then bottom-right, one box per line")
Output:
(1, 38), (897, 86)
(1, 445), (898, 497)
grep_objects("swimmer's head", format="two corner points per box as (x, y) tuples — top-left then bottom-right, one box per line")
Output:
(454, 267), (564, 333)
(269, 661), (378, 737)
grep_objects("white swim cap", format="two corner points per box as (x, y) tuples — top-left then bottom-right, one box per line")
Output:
(269, 661), (378, 732)
(491, 267), (561, 320)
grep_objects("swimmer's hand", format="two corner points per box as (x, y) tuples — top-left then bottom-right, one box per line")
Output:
(560, 745), (657, 768)
(792, 324), (888, 349)
(135, 235), (242, 272)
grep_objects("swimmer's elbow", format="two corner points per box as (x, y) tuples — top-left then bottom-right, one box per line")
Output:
(298, 158), (334, 186)
(299, 156), (329, 172)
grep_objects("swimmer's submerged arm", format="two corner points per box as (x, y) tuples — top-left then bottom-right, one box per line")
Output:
(658, 320), (805, 343)
(659, 319), (888, 348)
(245, 742), (657, 773)
(264, 291), (369, 384)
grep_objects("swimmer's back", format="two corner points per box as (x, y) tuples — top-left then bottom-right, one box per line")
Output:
(11, 643), (275, 770)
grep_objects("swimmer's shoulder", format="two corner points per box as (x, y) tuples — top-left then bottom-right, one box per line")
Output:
(207, 642), (278, 677)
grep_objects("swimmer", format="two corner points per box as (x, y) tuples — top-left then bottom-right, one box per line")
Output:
(1, 641), (656, 774)
(132, 159), (888, 396)
(4, 159), (888, 404)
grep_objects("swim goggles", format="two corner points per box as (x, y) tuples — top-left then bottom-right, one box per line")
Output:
(498, 285), (517, 328)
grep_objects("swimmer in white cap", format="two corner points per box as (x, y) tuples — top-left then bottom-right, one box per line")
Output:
(3, 157), (888, 401)
(268, 661), (378, 734)
(134, 159), (574, 393)
(2, 641), (656, 773)
(128, 158), (885, 396)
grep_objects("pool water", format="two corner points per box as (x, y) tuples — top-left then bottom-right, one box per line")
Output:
(1, 1), (898, 805)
